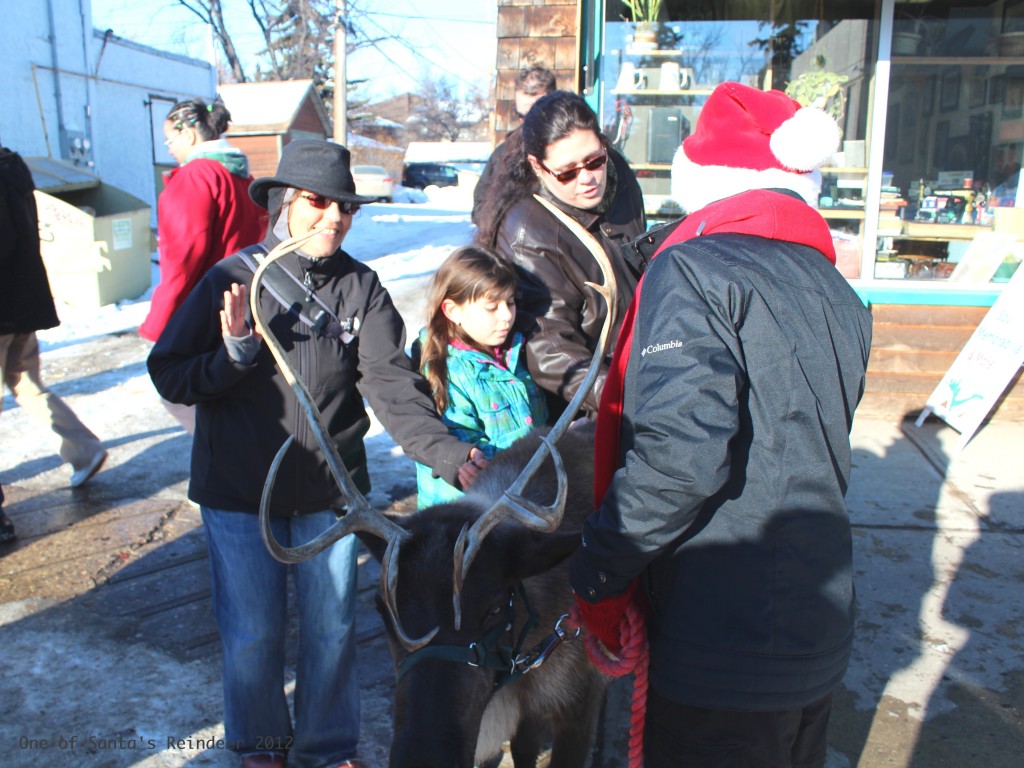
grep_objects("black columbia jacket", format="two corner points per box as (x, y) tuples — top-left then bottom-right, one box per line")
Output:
(573, 227), (873, 710)
(148, 234), (469, 515)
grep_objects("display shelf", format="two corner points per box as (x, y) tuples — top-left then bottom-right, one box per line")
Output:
(616, 48), (684, 57)
(820, 208), (867, 220)
(606, 43), (709, 219)
(642, 194), (684, 219)
(891, 56), (1024, 66)
(900, 222), (991, 241)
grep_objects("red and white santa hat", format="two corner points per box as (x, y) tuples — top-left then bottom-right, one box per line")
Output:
(670, 81), (842, 213)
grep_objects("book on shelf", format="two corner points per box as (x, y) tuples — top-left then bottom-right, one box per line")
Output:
(879, 198), (907, 211)
(877, 216), (904, 236)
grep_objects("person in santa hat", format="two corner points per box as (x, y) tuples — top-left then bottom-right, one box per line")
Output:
(570, 81), (873, 767)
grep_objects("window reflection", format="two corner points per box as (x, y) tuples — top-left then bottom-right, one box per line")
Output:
(881, 2), (1024, 282)
(597, 0), (1022, 283)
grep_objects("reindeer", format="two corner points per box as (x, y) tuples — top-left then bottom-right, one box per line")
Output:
(250, 197), (617, 767)
(365, 424), (605, 767)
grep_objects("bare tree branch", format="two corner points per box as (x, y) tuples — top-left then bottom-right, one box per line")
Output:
(408, 75), (489, 141)
(175, 0), (248, 82)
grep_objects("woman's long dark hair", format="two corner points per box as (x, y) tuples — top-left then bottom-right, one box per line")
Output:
(421, 245), (517, 414)
(474, 90), (604, 247)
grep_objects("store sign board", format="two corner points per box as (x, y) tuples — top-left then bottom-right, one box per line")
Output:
(916, 265), (1024, 449)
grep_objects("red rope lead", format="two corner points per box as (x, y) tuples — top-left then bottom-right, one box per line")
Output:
(567, 601), (649, 768)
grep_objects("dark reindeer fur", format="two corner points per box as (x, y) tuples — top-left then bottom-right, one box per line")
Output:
(360, 423), (606, 768)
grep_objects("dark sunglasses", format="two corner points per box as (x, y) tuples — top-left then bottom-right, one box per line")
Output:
(297, 192), (361, 215)
(538, 152), (608, 184)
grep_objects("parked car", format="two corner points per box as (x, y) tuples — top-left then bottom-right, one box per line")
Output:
(401, 162), (459, 190)
(352, 165), (394, 202)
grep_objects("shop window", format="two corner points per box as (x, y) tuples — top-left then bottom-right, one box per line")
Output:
(599, 0), (875, 260)
(879, 1), (1024, 283)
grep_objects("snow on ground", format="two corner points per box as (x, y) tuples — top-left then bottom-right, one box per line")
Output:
(37, 184), (477, 351)
(23, 184), (478, 512)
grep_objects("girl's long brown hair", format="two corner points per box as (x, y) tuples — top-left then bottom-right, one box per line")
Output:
(422, 246), (517, 414)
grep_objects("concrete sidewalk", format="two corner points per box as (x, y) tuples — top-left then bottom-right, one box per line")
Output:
(833, 413), (1023, 767)
(1, 329), (1022, 767)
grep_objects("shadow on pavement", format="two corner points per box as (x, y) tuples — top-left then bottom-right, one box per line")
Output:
(828, 413), (1023, 767)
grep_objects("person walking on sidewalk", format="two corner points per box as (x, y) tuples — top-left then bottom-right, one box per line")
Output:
(471, 64), (557, 225)
(569, 83), (873, 768)
(140, 97), (265, 434)
(0, 146), (107, 533)
(148, 139), (486, 768)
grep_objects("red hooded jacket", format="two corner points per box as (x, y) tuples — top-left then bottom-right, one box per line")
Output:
(140, 150), (265, 341)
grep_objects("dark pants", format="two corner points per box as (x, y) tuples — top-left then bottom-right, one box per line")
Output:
(643, 689), (833, 768)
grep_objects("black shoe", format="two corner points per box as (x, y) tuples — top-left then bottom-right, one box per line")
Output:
(0, 510), (15, 543)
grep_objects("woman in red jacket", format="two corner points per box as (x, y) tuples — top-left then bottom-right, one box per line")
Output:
(140, 97), (265, 431)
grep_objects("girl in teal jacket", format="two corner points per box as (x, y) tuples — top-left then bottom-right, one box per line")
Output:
(416, 246), (547, 507)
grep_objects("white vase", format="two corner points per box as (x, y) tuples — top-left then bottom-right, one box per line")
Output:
(633, 21), (658, 51)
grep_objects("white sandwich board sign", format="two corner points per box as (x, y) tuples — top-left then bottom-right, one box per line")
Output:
(916, 265), (1024, 450)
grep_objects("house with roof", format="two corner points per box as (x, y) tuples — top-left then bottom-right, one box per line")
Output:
(218, 79), (332, 180)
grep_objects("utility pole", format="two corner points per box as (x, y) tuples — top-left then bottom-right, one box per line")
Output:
(334, 0), (347, 143)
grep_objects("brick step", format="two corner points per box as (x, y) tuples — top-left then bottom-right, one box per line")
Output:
(860, 371), (1024, 420)
(857, 391), (1024, 420)
(868, 348), (957, 375)
(870, 304), (988, 327)
(871, 325), (975, 352)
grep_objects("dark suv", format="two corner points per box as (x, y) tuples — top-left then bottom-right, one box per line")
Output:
(401, 162), (459, 190)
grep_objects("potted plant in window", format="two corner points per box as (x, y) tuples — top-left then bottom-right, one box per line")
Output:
(622, 0), (663, 51)
(892, 1), (939, 56)
(786, 62), (854, 162)
(785, 66), (849, 124)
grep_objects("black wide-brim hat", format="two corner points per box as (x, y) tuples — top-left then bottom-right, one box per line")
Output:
(249, 139), (376, 209)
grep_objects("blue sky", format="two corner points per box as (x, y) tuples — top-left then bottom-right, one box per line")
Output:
(89, 0), (497, 98)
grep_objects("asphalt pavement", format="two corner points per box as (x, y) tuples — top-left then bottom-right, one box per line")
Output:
(0, 329), (1021, 768)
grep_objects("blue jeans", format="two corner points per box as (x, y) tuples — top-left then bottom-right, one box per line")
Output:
(201, 507), (360, 767)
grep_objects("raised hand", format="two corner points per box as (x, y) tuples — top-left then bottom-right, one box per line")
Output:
(220, 282), (260, 340)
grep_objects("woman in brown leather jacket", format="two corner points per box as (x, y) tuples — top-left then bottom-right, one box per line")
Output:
(475, 90), (648, 421)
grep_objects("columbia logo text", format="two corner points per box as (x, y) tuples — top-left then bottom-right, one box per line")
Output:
(640, 339), (683, 357)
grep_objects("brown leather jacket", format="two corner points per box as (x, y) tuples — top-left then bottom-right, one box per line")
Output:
(493, 150), (648, 419)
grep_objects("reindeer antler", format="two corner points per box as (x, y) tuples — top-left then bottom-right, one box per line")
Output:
(451, 195), (619, 628)
(251, 230), (438, 651)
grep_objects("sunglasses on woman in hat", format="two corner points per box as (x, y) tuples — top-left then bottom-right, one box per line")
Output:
(250, 140), (376, 261)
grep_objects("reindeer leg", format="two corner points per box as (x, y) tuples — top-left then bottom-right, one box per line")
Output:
(509, 714), (546, 767)
(547, 672), (606, 768)
(477, 754), (504, 768)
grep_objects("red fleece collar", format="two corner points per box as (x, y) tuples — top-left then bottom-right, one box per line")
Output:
(593, 190), (836, 505)
(656, 189), (836, 264)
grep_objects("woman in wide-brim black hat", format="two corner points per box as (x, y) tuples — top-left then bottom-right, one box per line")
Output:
(148, 139), (485, 768)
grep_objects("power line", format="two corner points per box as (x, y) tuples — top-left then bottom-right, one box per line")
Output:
(355, 11), (488, 92)
(91, 0), (494, 93)
(367, 11), (493, 25)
